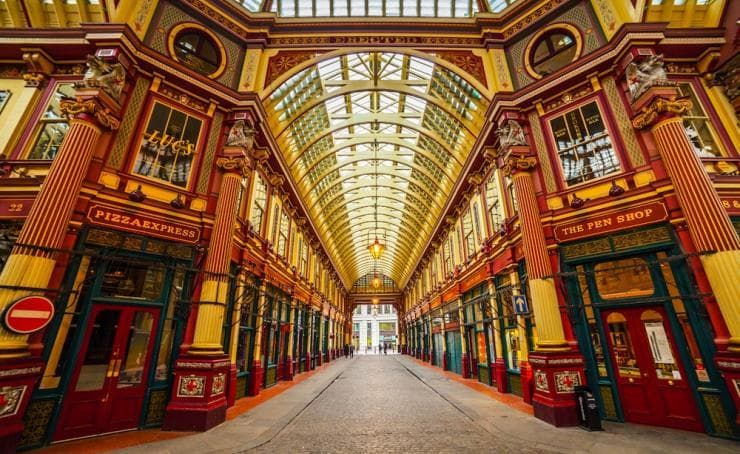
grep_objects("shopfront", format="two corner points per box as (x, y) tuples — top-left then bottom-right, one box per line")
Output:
(233, 274), (260, 399)
(462, 284), (495, 386)
(443, 303), (462, 375)
(562, 224), (736, 437)
(18, 226), (196, 447)
(261, 287), (290, 388)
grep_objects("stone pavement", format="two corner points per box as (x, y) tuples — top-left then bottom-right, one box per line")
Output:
(118, 355), (738, 453)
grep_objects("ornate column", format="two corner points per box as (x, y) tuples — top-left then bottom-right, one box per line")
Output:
(632, 84), (740, 419)
(457, 297), (471, 379)
(426, 314), (434, 363)
(164, 148), (248, 431)
(487, 278), (507, 392)
(305, 307), (313, 371)
(283, 298), (295, 380)
(500, 128), (583, 426)
(0, 55), (123, 450)
(248, 281), (267, 395)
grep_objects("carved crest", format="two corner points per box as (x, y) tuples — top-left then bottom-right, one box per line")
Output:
(626, 54), (670, 101)
(495, 119), (526, 150)
(75, 55), (126, 101)
(226, 120), (257, 150)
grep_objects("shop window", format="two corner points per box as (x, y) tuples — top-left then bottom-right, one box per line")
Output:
(606, 312), (641, 378)
(676, 82), (723, 157)
(594, 258), (654, 300)
(154, 269), (185, 381)
(133, 102), (202, 188)
(171, 28), (224, 78)
(100, 260), (166, 300)
(0, 89), (10, 113)
(236, 285), (257, 373)
(485, 172), (503, 232)
(658, 252), (709, 382)
(577, 267), (608, 378)
(530, 29), (578, 77)
(27, 82), (76, 160)
(550, 101), (620, 186)
(0, 222), (21, 274)
(250, 173), (267, 234)
(117, 311), (155, 387)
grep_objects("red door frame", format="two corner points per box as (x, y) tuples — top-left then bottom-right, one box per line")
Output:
(601, 305), (703, 432)
(54, 304), (161, 441)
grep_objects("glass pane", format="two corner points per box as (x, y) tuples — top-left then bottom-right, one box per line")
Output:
(155, 270), (183, 381)
(28, 121), (69, 160)
(506, 327), (519, 370)
(641, 310), (682, 380)
(606, 312), (641, 377)
(594, 258), (654, 300)
(76, 310), (120, 391)
(118, 311), (155, 388)
(100, 260), (166, 300)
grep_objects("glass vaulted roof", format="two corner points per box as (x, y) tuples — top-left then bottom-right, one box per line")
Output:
(265, 52), (488, 288)
(237, 0), (519, 17)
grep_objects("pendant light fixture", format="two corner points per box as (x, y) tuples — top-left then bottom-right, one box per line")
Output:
(368, 137), (385, 260)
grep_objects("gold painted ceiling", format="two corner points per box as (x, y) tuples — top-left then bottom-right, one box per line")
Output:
(265, 52), (488, 289)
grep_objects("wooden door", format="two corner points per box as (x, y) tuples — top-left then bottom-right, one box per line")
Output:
(55, 305), (160, 441)
(602, 306), (703, 432)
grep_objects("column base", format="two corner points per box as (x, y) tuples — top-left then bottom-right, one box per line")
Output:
(520, 361), (533, 404)
(247, 360), (263, 396)
(163, 355), (230, 432)
(0, 356), (43, 453)
(461, 353), (471, 379)
(529, 351), (585, 427)
(285, 356), (294, 381)
(317, 352), (323, 367)
(442, 352), (448, 371)
(226, 363), (237, 407)
(715, 351), (740, 425)
(305, 352), (311, 371)
(493, 359), (508, 393)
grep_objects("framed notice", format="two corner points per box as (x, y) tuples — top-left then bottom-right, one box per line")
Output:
(644, 321), (675, 364)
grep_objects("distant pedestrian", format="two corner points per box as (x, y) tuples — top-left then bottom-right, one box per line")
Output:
(344, 343), (349, 358)
(350, 344), (354, 358)
(383, 343), (387, 355)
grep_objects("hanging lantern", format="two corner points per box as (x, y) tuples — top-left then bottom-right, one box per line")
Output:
(368, 238), (385, 260)
(372, 274), (381, 289)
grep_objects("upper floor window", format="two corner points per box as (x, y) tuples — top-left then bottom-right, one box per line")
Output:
(676, 82), (723, 157)
(277, 209), (290, 257)
(530, 29), (578, 77)
(28, 82), (76, 160)
(250, 173), (267, 234)
(443, 235), (454, 275)
(485, 172), (503, 232)
(472, 201), (482, 244)
(171, 27), (225, 78)
(133, 101), (202, 188)
(550, 100), (620, 186)
(235, 176), (249, 218)
(462, 209), (475, 260)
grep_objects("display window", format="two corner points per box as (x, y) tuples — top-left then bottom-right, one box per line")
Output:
(675, 81), (726, 158)
(132, 101), (203, 188)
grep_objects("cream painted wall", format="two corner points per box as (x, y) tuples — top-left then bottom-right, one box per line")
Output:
(0, 79), (39, 157)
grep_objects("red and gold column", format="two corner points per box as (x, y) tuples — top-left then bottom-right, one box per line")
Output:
(0, 89), (120, 450)
(163, 150), (247, 431)
(503, 145), (584, 426)
(632, 87), (740, 420)
(285, 299), (296, 379)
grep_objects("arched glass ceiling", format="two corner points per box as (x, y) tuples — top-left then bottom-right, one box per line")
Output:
(236, 1), (520, 17)
(265, 52), (487, 288)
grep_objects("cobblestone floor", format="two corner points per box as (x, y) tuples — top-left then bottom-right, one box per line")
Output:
(119, 355), (738, 454)
(250, 355), (543, 453)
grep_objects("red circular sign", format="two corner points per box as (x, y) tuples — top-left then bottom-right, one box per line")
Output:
(4, 296), (55, 334)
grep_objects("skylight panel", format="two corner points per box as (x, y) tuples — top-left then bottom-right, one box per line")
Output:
(368, 0), (382, 15)
(237, 0), (263, 12)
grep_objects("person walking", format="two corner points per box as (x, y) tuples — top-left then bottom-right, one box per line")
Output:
(383, 343), (387, 355)
(344, 343), (349, 358)
(349, 344), (354, 358)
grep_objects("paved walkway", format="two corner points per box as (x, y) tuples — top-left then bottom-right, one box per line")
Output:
(115, 355), (737, 453)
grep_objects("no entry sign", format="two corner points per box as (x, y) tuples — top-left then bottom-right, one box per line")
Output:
(3, 296), (54, 334)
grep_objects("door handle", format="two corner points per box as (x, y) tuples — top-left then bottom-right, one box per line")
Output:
(112, 359), (122, 378)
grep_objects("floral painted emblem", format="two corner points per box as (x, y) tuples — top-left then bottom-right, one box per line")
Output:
(554, 371), (581, 393)
(177, 375), (205, 397)
(534, 371), (549, 392)
(0, 385), (25, 418)
(212, 373), (226, 396)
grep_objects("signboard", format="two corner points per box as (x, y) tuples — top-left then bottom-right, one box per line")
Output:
(3, 296), (54, 334)
(513, 294), (529, 315)
(86, 204), (200, 244)
(0, 198), (34, 218)
(720, 196), (740, 215)
(554, 201), (668, 242)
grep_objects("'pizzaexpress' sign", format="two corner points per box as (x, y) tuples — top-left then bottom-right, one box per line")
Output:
(86, 204), (200, 244)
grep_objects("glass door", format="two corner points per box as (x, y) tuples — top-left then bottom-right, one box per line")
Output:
(54, 304), (160, 441)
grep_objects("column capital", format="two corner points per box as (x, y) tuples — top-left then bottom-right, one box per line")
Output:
(501, 146), (537, 177)
(215, 154), (249, 175)
(59, 96), (121, 130)
(632, 94), (693, 130)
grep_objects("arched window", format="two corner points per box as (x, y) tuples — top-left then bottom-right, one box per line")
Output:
(530, 29), (578, 76)
(172, 29), (222, 77)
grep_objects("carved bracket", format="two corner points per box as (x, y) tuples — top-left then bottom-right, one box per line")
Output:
(631, 97), (693, 130)
(59, 98), (121, 130)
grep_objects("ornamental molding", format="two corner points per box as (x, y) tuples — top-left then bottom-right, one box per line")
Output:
(59, 98), (121, 130)
(631, 97), (693, 130)
(502, 155), (537, 177)
(216, 155), (249, 175)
